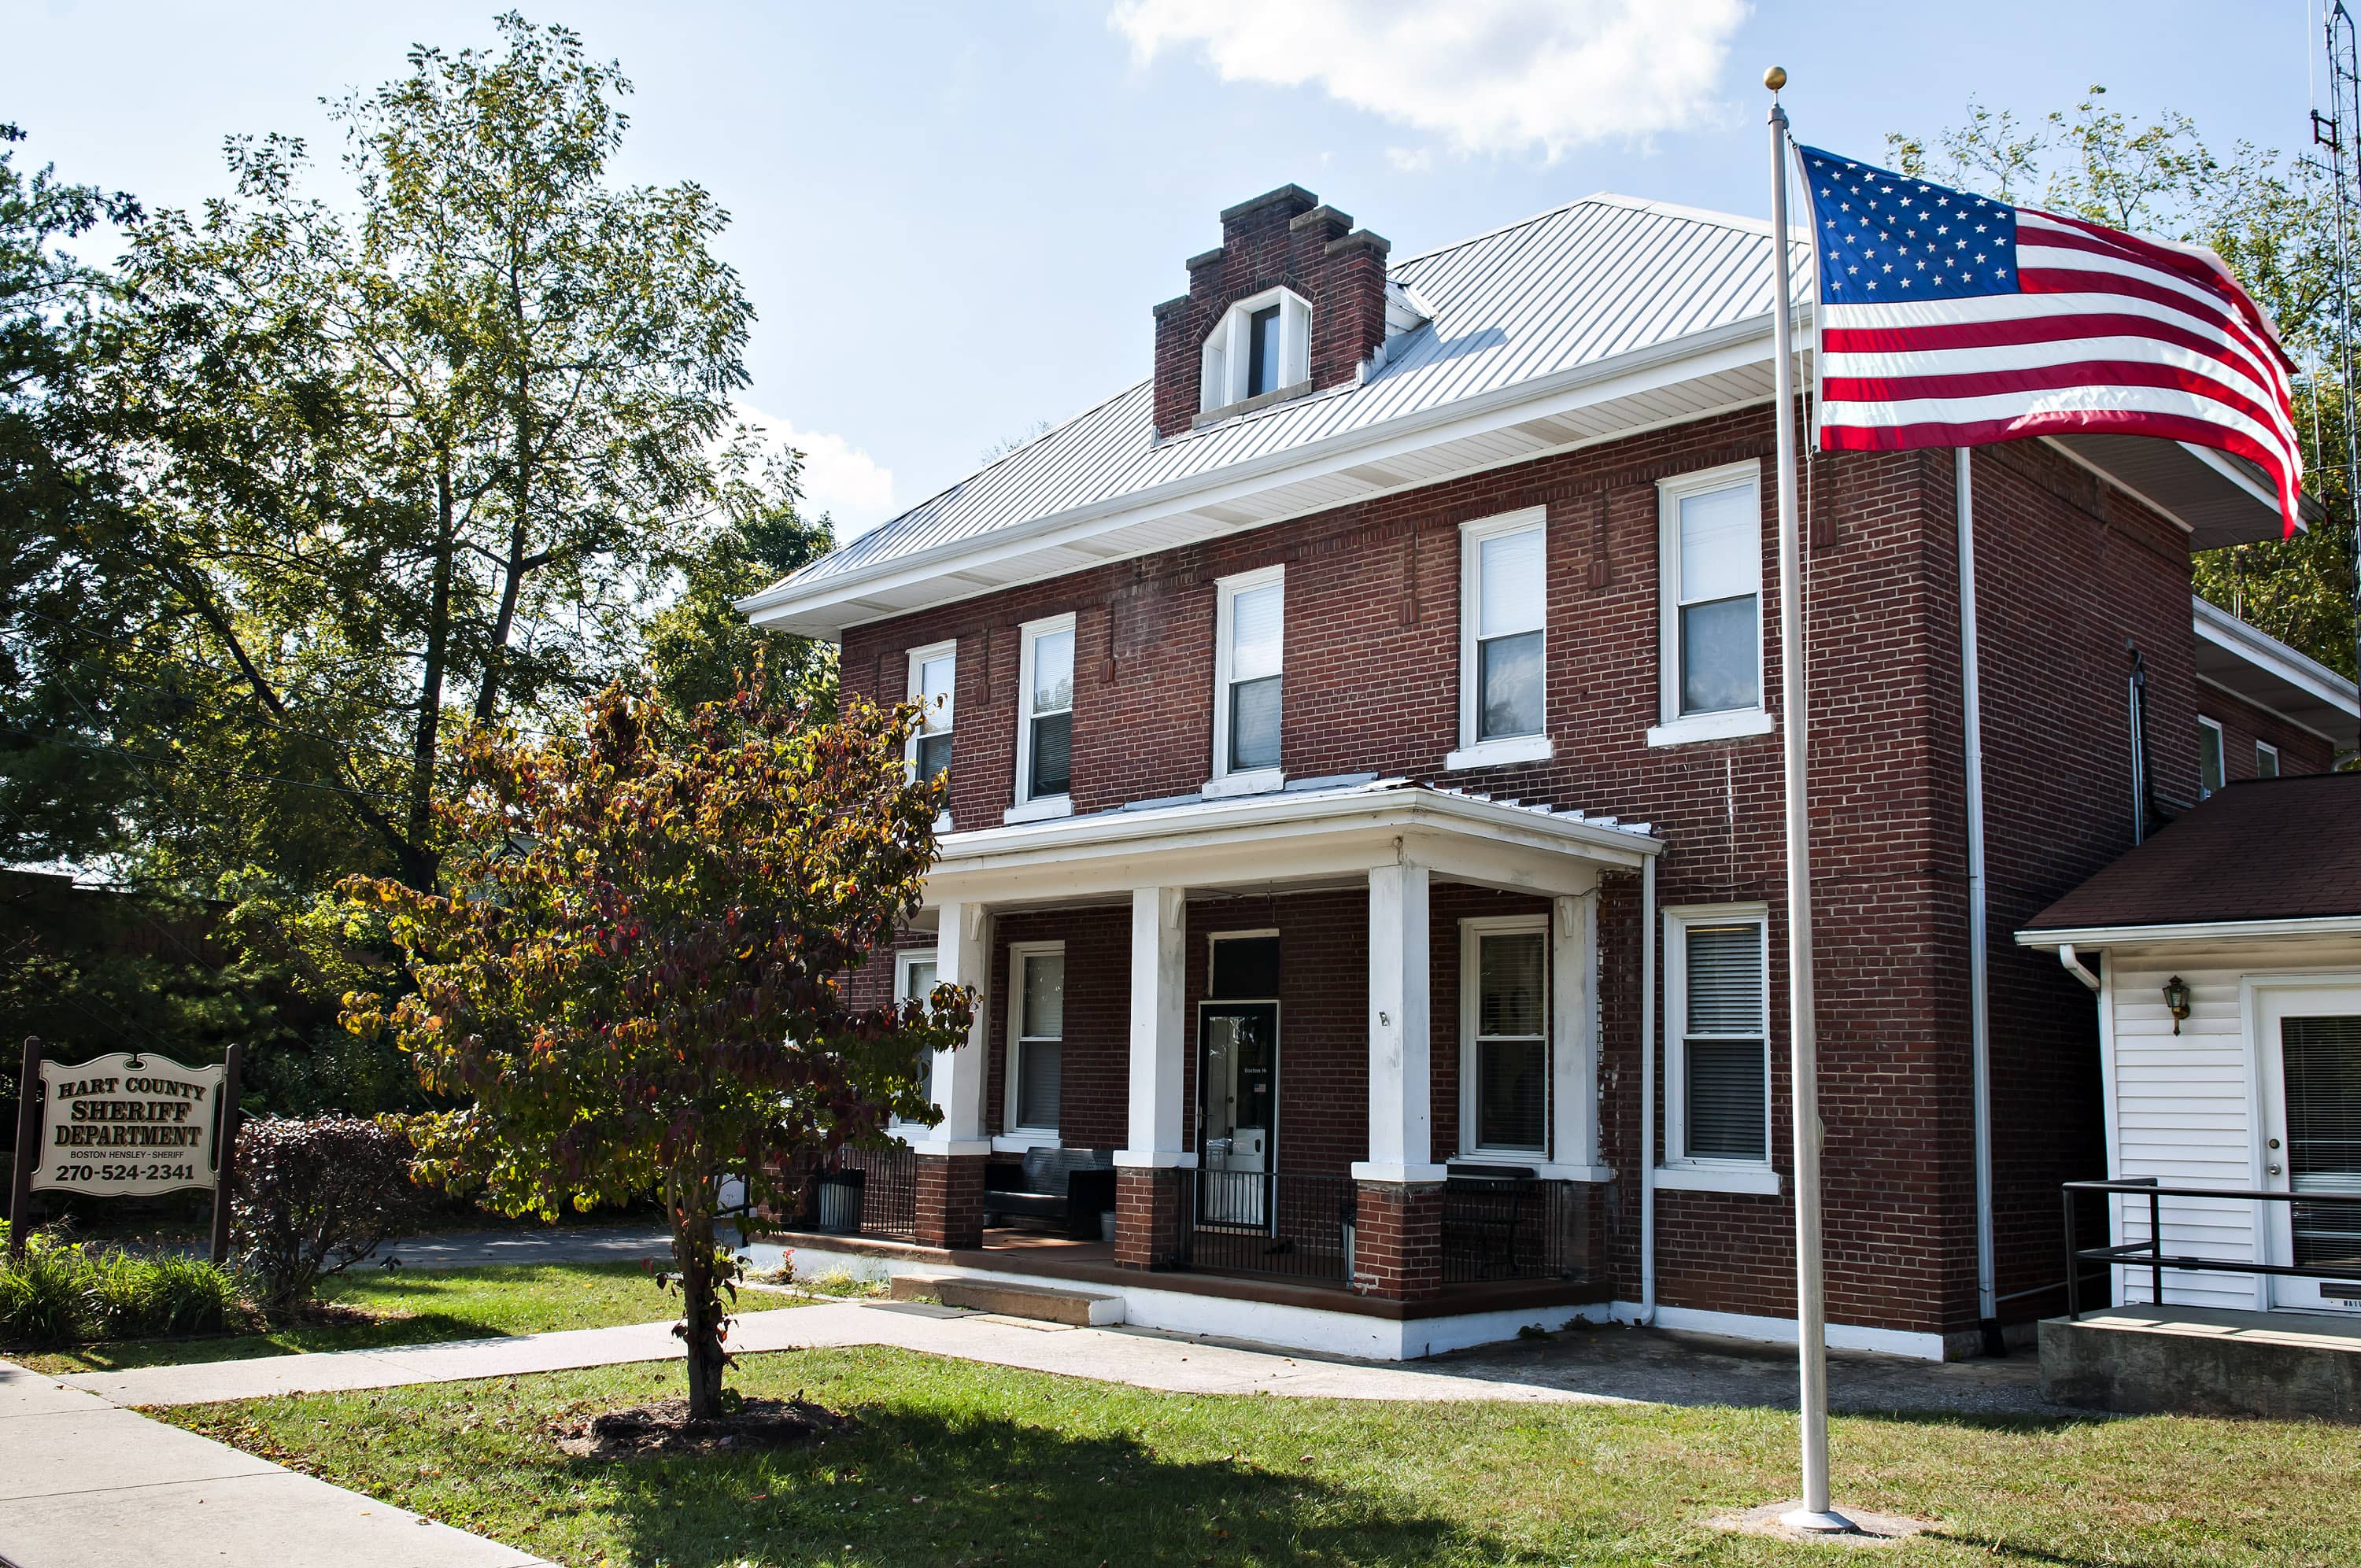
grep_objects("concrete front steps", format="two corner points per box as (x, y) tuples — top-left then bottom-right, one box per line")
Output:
(889, 1271), (1125, 1327)
(2039, 1304), (2361, 1421)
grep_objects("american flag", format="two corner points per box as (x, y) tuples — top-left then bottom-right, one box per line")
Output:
(1800, 147), (2304, 537)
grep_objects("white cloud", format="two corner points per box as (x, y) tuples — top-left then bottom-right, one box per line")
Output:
(736, 406), (899, 538)
(1110, 0), (1749, 162)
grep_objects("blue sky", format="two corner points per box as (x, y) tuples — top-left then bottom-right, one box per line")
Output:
(4, 1), (2319, 539)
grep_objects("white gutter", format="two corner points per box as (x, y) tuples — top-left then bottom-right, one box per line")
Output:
(2017, 913), (2361, 948)
(2057, 943), (2102, 993)
(1638, 852), (1658, 1326)
(1957, 448), (1999, 1336)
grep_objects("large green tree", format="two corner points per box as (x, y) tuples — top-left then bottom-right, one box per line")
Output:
(347, 681), (970, 1419)
(91, 13), (759, 895)
(1891, 87), (2360, 692)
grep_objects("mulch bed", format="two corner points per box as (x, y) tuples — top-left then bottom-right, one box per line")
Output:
(553, 1396), (850, 1459)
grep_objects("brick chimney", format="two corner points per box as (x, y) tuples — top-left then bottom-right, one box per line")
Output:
(1151, 184), (1391, 439)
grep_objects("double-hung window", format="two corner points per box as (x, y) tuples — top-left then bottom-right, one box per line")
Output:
(2256, 740), (2280, 779)
(1207, 566), (1284, 794)
(1006, 942), (1064, 1135)
(906, 641), (955, 820)
(1662, 905), (1775, 1192)
(2198, 716), (2225, 797)
(1450, 508), (1550, 769)
(1010, 614), (1075, 821)
(1652, 462), (1769, 747)
(1461, 917), (1549, 1155)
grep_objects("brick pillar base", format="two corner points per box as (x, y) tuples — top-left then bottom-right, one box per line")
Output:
(1350, 1181), (1444, 1301)
(912, 1153), (987, 1250)
(1114, 1166), (1187, 1269)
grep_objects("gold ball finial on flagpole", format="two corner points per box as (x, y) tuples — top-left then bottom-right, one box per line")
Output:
(1764, 65), (1788, 93)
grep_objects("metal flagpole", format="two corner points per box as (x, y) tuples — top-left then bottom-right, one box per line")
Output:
(1764, 66), (1851, 1536)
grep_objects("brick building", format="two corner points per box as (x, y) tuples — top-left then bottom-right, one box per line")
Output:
(745, 186), (2357, 1360)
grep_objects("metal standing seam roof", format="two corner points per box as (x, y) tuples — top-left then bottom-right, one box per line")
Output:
(758, 194), (1813, 600)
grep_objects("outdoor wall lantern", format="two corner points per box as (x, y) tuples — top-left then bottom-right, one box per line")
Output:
(2162, 975), (2192, 1035)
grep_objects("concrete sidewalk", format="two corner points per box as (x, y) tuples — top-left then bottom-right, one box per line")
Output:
(0, 1361), (548, 1568)
(52, 1298), (1628, 1410)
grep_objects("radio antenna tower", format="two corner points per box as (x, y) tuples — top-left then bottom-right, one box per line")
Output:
(2315, 2), (2361, 690)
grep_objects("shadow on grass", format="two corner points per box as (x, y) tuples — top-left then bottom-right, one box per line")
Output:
(31, 1310), (520, 1372)
(567, 1404), (1480, 1568)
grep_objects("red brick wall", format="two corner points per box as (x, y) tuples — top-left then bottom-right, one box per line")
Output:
(834, 404), (2258, 1342)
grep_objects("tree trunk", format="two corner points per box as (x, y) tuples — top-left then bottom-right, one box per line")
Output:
(674, 1190), (729, 1421)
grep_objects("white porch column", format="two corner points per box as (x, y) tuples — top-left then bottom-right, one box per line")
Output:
(1552, 891), (1605, 1175)
(912, 899), (992, 1155)
(1355, 859), (1447, 1184)
(1118, 886), (1191, 1168)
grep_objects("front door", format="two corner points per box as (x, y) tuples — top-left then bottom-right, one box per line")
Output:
(1198, 1002), (1277, 1228)
(2258, 985), (2361, 1313)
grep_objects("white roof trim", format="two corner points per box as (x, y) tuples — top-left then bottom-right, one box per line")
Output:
(2017, 914), (2361, 949)
(2193, 595), (2359, 716)
(741, 311), (1793, 633)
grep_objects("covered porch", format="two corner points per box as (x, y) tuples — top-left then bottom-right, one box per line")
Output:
(771, 777), (1658, 1353)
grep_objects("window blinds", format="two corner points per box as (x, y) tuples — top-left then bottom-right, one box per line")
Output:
(1683, 922), (1767, 1161)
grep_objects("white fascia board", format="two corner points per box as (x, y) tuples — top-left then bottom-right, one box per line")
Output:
(2193, 595), (2360, 724)
(921, 790), (1654, 909)
(741, 312), (1798, 637)
(2016, 915), (2361, 950)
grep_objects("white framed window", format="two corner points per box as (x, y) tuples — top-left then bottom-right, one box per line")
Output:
(892, 946), (940, 1125)
(2198, 716), (2225, 798)
(1458, 916), (1550, 1157)
(1004, 941), (1065, 1136)
(1206, 566), (1285, 796)
(2256, 739), (2281, 779)
(1650, 461), (1772, 748)
(1661, 903), (1777, 1194)
(1007, 613), (1076, 823)
(905, 641), (956, 825)
(1201, 286), (1311, 412)
(1448, 507), (1552, 769)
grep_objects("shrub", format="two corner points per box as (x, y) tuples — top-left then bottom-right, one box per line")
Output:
(0, 1231), (241, 1348)
(231, 1113), (432, 1308)
(85, 1249), (240, 1339)
(0, 1233), (90, 1347)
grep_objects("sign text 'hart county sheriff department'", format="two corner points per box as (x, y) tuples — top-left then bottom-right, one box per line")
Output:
(33, 1051), (227, 1197)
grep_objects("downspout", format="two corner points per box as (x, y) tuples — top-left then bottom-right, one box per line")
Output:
(1639, 852), (1658, 1326)
(1957, 448), (2001, 1352)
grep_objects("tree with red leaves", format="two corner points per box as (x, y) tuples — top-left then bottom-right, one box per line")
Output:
(344, 672), (971, 1417)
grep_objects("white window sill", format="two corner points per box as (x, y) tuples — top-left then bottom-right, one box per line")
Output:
(933, 810), (952, 834)
(1653, 1162), (1783, 1196)
(1646, 708), (1775, 749)
(1450, 1157), (1616, 1183)
(1002, 795), (1073, 825)
(993, 1131), (1062, 1153)
(1444, 735), (1554, 771)
(1200, 769), (1285, 800)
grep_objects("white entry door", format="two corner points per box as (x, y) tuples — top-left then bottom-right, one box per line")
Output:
(2257, 984), (2361, 1314)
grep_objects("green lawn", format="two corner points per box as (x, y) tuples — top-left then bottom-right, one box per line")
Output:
(15, 1264), (799, 1374)
(164, 1345), (2361, 1568)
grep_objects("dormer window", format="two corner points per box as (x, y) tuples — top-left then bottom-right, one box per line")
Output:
(1202, 288), (1310, 413)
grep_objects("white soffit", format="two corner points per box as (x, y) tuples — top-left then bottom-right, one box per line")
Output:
(2192, 594), (2359, 749)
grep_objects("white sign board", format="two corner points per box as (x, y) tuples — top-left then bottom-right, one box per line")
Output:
(31, 1052), (226, 1197)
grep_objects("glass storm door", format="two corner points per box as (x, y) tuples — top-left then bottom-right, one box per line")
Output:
(2259, 987), (2361, 1314)
(1198, 1002), (1277, 1228)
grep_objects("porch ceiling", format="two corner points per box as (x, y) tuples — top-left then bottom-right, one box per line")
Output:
(918, 776), (1658, 913)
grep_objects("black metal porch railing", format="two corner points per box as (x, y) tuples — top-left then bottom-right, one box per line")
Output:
(2062, 1177), (2361, 1319)
(1440, 1175), (1598, 1285)
(1170, 1168), (1356, 1286)
(782, 1142), (919, 1244)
